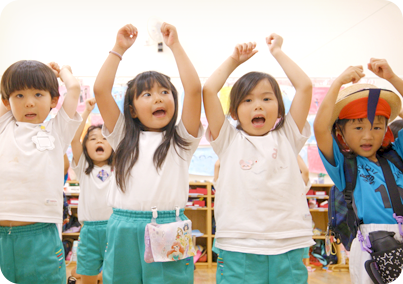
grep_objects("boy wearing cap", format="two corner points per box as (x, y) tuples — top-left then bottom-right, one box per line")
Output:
(314, 58), (403, 284)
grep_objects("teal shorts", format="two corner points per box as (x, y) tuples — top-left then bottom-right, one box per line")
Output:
(103, 208), (194, 284)
(303, 247), (310, 259)
(215, 247), (307, 284)
(76, 220), (108, 276)
(0, 223), (66, 284)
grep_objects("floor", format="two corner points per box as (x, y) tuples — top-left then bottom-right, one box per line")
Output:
(66, 263), (351, 284)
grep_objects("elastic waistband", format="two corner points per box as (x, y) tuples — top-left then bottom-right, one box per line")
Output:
(83, 220), (109, 226)
(112, 208), (185, 220)
(0, 222), (55, 235)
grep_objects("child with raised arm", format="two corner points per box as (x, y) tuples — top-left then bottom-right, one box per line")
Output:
(70, 98), (114, 284)
(93, 23), (203, 283)
(314, 58), (403, 283)
(0, 61), (82, 284)
(203, 35), (313, 283)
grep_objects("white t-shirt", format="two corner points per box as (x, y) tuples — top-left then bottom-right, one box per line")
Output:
(0, 108), (82, 223)
(102, 113), (204, 211)
(71, 153), (114, 223)
(209, 113), (314, 255)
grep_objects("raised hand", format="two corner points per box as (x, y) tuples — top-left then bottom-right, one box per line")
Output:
(368, 58), (396, 81)
(266, 33), (283, 54)
(85, 98), (96, 113)
(230, 42), (258, 65)
(161, 22), (179, 48)
(48, 62), (60, 78)
(336, 65), (365, 85)
(115, 24), (138, 53)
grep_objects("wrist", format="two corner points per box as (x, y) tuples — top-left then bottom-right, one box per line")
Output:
(112, 45), (126, 56)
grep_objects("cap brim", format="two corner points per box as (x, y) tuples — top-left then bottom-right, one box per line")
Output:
(331, 84), (402, 124)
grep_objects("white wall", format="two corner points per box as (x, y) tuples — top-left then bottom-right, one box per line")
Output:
(0, 0), (402, 183)
(0, 0), (402, 80)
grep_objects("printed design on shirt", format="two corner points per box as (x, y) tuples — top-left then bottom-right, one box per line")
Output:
(359, 163), (403, 209)
(97, 169), (110, 182)
(239, 160), (254, 170)
(358, 164), (378, 185)
(272, 148), (278, 159)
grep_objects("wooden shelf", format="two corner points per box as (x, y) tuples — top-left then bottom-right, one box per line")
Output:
(185, 207), (208, 210)
(306, 195), (329, 199)
(310, 208), (328, 212)
(308, 184), (347, 271)
(188, 181), (214, 268)
(313, 235), (326, 239)
(62, 232), (80, 237)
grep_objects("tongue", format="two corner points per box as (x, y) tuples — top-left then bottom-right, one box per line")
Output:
(153, 110), (165, 117)
(252, 118), (265, 125)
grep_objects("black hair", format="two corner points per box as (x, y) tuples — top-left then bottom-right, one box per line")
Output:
(1, 60), (59, 100)
(82, 125), (114, 175)
(114, 71), (190, 192)
(229, 71), (285, 131)
(389, 119), (403, 139)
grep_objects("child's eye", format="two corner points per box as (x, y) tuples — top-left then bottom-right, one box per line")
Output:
(263, 98), (270, 101)
(35, 93), (43, 97)
(162, 90), (169, 95)
(355, 127), (362, 130)
(16, 94), (23, 98)
(244, 99), (252, 103)
(143, 93), (151, 97)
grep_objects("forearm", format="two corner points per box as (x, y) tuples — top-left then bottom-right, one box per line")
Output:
(387, 75), (403, 98)
(203, 57), (238, 94)
(170, 43), (201, 96)
(271, 49), (311, 92)
(60, 69), (80, 118)
(93, 47), (122, 99)
(72, 110), (91, 142)
(314, 80), (342, 133)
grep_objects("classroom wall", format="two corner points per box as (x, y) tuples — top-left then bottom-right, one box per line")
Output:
(0, 0), (402, 183)
(0, 0), (402, 79)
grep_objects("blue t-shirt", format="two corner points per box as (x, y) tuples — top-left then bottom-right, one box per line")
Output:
(319, 129), (403, 224)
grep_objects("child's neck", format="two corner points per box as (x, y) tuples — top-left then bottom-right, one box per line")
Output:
(93, 160), (109, 167)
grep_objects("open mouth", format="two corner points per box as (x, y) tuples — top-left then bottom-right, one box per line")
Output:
(153, 109), (166, 117)
(360, 144), (373, 151)
(25, 113), (37, 119)
(252, 116), (265, 127)
(96, 146), (104, 154)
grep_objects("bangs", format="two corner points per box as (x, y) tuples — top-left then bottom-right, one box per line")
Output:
(133, 71), (172, 98)
(1, 60), (59, 100)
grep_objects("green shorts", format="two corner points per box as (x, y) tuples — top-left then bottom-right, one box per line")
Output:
(103, 208), (194, 284)
(0, 223), (66, 284)
(76, 220), (108, 276)
(215, 247), (307, 284)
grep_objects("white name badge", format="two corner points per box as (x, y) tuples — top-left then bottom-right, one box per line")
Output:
(32, 131), (55, 151)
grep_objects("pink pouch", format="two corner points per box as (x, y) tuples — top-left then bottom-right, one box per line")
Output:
(144, 208), (196, 263)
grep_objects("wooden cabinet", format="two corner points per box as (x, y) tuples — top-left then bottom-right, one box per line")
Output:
(307, 184), (349, 271)
(185, 181), (215, 269)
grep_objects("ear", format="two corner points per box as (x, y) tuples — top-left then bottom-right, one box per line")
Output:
(1, 98), (11, 111)
(129, 105), (137, 119)
(50, 96), (59, 109)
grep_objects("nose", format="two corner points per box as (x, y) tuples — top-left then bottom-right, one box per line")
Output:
(154, 93), (163, 104)
(254, 101), (263, 111)
(25, 97), (34, 108)
(363, 129), (374, 141)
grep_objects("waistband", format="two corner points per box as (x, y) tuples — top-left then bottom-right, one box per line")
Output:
(82, 220), (109, 226)
(0, 222), (55, 235)
(112, 208), (186, 220)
